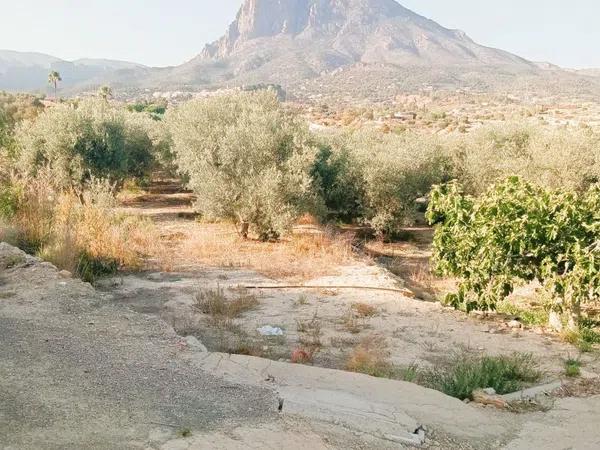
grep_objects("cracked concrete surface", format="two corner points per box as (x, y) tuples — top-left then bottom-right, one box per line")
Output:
(3, 242), (600, 449)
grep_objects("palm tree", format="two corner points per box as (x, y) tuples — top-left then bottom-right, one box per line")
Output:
(99, 85), (113, 102)
(48, 71), (62, 100)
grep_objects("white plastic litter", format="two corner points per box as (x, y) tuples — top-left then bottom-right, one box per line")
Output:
(257, 325), (284, 336)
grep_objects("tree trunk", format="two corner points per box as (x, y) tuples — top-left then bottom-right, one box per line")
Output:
(239, 222), (249, 239)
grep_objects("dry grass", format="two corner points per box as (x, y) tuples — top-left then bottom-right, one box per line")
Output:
(194, 286), (260, 319)
(1, 175), (157, 281)
(296, 310), (323, 351)
(340, 306), (371, 334)
(177, 223), (355, 280)
(352, 302), (378, 318)
(345, 335), (398, 378)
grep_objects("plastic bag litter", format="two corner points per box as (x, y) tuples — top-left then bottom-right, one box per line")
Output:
(257, 325), (284, 336)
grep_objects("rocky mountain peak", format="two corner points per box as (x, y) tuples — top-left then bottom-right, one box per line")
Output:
(201, 0), (416, 59)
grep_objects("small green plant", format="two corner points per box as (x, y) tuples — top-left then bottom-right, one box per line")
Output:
(76, 251), (118, 283)
(421, 352), (541, 400)
(564, 359), (582, 377)
(177, 428), (192, 438)
(496, 302), (549, 327)
(562, 322), (600, 352)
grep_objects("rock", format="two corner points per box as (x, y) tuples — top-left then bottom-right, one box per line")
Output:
(507, 319), (522, 329)
(482, 388), (497, 396)
(472, 389), (508, 409)
(184, 336), (208, 352)
(549, 311), (563, 332)
(58, 270), (72, 279)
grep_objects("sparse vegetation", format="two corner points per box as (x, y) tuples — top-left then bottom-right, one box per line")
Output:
(564, 359), (582, 377)
(194, 286), (260, 319)
(421, 353), (542, 400)
(351, 302), (378, 318)
(296, 310), (323, 351)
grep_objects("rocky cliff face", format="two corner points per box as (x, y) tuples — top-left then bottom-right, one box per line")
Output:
(198, 0), (529, 68)
(201, 0), (420, 59)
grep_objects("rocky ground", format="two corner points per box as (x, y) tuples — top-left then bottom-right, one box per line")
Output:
(2, 242), (600, 449)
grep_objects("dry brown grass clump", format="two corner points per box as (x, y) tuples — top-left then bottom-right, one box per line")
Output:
(351, 302), (378, 318)
(194, 286), (260, 319)
(180, 223), (355, 280)
(1, 174), (157, 281)
(345, 335), (398, 378)
(296, 310), (323, 352)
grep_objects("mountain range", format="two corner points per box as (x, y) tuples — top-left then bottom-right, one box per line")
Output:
(2, 0), (600, 100)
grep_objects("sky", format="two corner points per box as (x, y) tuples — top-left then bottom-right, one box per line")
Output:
(0, 0), (599, 68)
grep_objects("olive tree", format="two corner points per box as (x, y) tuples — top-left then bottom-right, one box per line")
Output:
(15, 99), (160, 188)
(315, 130), (450, 236)
(166, 91), (316, 240)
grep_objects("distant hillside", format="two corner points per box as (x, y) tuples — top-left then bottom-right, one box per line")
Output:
(3, 1), (600, 100)
(0, 49), (146, 93)
(150, 0), (600, 100)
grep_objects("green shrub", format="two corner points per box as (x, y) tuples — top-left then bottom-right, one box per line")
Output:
(76, 251), (119, 283)
(14, 99), (164, 188)
(167, 91), (317, 240)
(427, 177), (600, 318)
(311, 143), (365, 222)
(317, 130), (451, 235)
(564, 359), (582, 377)
(422, 353), (541, 400)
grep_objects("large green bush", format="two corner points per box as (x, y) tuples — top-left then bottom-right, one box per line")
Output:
(427, 176), (600, 323)
(166, 91), (316, 240)
(14, 99), (162, 188)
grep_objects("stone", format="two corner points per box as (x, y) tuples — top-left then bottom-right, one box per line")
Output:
(185, 336), (208, 352)
(507, 319), (522, 329)
(472, 389), (508, 409)
(58, 270), (72, 279)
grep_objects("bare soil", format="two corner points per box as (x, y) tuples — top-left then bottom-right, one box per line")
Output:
(105, 180), (599, 384)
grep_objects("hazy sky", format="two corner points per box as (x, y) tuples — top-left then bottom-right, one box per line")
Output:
(0, 0), (598, 68)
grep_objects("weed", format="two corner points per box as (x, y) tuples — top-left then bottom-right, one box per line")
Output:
(565, 359), (582, 377)
(398, 363), (420, 383)
(421, 352), (541, 400)
(194, 286), (259, 319)
(351, 302), (378, 318)
(294, 294), (309, 307)
(344, 335), (411, 380)
(329, 336), (360, 349)
(296, 310), (323, 351)
(496, 302), (549, 327)
(76, 251), (118, 283)
(177, 428), (192, 438)
(562, 322), (600, 352)
(291, 348), (314, 364)
(340, 307), (368, 334)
